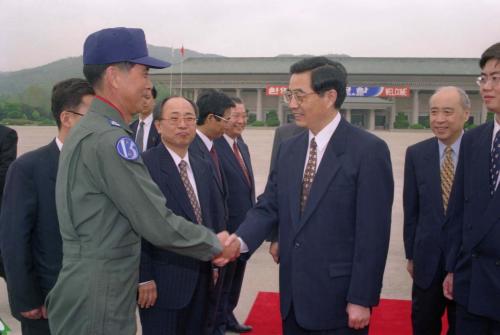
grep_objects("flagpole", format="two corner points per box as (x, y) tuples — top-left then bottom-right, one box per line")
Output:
(180, 45), (184, 96)
(169, 45), (174, 96)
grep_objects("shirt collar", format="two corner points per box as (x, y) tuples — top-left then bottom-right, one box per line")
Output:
(223, 133), (236, 147)
(55, 137), (63, 151)
(438, 132), (463, 159)
(164, 144), (191, 169)
(139, 113), (153, 126)
(307, 112), (341, 152)
(196, 129), (213, 151)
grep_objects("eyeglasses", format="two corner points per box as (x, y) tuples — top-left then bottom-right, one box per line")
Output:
(67, 110), (85, 117)
(282, 89), (317, 104)
(160, 116), (197, 124)
(213, 114), (230, 122)
(228, 113), (248, 121)
(476, 74), (500, 87)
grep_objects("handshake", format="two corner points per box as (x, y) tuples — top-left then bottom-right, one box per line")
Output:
(212, 231), (241, 267)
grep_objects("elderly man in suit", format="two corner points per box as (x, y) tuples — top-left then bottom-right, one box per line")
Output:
(404, 86), (470, 335)
(214, 97), (254, 334)
(223, 57), (393, 334)
(0, 78), (94, 335)
(0, 124), (17, 279)
(130, 86), (160, 152)
(444, 42), (500, 334)
(138, 96), (225, 335)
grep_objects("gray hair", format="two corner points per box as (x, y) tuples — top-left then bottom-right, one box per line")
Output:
(430, 86), (471, 110)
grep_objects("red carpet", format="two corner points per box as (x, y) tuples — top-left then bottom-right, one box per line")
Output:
(245, 292), (449, 335)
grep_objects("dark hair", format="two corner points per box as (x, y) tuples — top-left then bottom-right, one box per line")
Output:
(231, 96), (243, 104)
(83, 61), (134, 88)
(51, 78), (94, 129)
(290, 57), (347, 109)
(196, 89), (235, 125)
(154, 96), (198, 121)
(151, 86), (157, 99)
(480, 43), (500, 69)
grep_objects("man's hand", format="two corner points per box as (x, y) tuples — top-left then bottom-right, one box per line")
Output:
(346, 303), (370, 329)
(443, 273), (454, 300)
(269, 241), (279, 264)
(137, 281), (157, 309)
(21, 306), (45, 319)
(406, 259), (414, 279)
(212, 233), (241, 267)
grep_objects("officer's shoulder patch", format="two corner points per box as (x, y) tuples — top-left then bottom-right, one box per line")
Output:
(108, 119), (122, 127)
(115, 136), (139, 160)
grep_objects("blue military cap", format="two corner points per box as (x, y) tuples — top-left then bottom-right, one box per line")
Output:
(83, 27), (170, 69)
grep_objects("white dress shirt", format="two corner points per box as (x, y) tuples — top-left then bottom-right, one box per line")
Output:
(196, 129), (214, 152)
(136, 114), (154, 150)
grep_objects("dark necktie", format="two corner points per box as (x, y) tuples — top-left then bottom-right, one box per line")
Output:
(440, 146), (454, 213)
(210, 146), (222, 183)
(300, 138), (317, 213)
(136, 121), (145, 153)
(232, 141), (251, 186)
(178, 160), (203, 225)
(490, 131), (500, 197)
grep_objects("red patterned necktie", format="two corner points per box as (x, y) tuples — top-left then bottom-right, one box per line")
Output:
(232, 141), (251, 186)
(178, 160), (203, 225)
(300, 138), (317, 213)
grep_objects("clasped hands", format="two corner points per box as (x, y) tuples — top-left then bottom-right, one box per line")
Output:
(212, 231), (241, 267)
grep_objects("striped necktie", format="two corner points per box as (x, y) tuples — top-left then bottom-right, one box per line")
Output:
(490, 131), (500, 197)
(300, 138), (317, 213)
(178, 160), (203, 225)
(440, 146), (454, 213)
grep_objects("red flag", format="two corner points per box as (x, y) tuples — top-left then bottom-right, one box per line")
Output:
(180, 45), (185, 57)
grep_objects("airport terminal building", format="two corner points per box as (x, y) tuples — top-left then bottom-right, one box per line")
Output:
(151, 57), (485, 130)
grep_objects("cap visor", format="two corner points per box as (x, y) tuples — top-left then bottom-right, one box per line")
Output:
(131, 56), (171, 69)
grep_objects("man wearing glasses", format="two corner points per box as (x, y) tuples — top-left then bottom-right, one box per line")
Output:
(444, 42), (500, 334)
(138, 96), (225, 335)
(0, 78), (94, 335)
(224, 57), (394, 334)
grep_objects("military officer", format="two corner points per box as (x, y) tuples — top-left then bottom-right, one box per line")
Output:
(45, 27), (236, 335)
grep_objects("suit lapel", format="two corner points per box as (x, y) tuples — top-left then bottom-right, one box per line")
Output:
(48, 140), (60, 182)
(424, 139), (447, 221)
(148, 124), (159, 149)
(191, 155), (213, 229)
(158, 146), (197, 223)
(297, 121), (346, 230)
(220, 138), (251, 189)
(287, 132), (308, 228)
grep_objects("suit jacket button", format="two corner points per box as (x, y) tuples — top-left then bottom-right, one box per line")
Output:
(496, 260), (500, 266)
(294, 242), (300, 248)
(471, 253), (478, 259)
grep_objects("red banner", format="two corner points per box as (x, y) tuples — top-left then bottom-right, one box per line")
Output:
(266, 85), (288, 96)
(379, 86), (411, 97)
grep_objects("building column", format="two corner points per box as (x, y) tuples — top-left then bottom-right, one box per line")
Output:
(256, 88), (264, 121)
(390, 99), (396, 129)
(193, 88), (199, 102)
(236, 88), (242, 98)
(344, 109), (351, 123)
(412, 90), (420, 125)
(277, 98), (284, 124)
(481, 103), (488, 124)
(368, 109), (375, 131)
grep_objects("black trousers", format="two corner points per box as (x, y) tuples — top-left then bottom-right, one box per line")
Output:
(456, 304), (500, 335)
(21, 319), (51, 335)
(282, 303), (368, 335)
(139, 265), (212, 335)
(411, 260), (456, 335)
(214, 258), (246, 328)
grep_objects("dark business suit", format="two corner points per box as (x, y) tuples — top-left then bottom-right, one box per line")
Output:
(0, 124), (17, 278)
(403, 137), (456, 335)
(236, 118), (393, 333)
(189, 134), (228, 332)
(130, 118), (160, 151)
(0, 140), (61, 335)
(214, 136), (255, 331)
(270, 123), (306, 172)
(139, 144), (222, 335)
(446, 122), (500, 333)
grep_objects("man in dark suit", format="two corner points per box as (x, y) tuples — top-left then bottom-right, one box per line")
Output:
(130, 86), (160, 152)
(138, 96), (224, 335)
(223, 57), (393, 334)
(214, 97), (254, 334)
(268, 123), (305, 263)
(404, 86), (471, 335)
(0, 124), (18, 278)
(0, 78), (94, 335)
(444, 42), (500, 334)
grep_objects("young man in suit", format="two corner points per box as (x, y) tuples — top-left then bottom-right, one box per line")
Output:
(0, 124), (17, 279)
(223, 57), (394, 334)
(138, 96), (225, 335)
(404, 86), (470, 335)
(130, 86), (160, 152)
(444, 42), (500, 334)
(214, 97), (254, 334)
(0, 78), (94, 335)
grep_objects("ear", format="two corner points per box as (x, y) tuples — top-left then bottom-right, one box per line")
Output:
(154, 119), (162, 133)
(59, 111), (72, 129)
(324, 89), (338, 109)
(105, 65), (121, 89)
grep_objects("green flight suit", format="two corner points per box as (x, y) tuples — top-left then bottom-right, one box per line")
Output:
(46, 98), (222, 335)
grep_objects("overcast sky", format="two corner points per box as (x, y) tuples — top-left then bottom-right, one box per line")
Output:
(1, 0), (499, 72)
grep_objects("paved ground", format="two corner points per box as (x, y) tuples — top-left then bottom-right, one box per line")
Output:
(0, 126), (433, 334)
